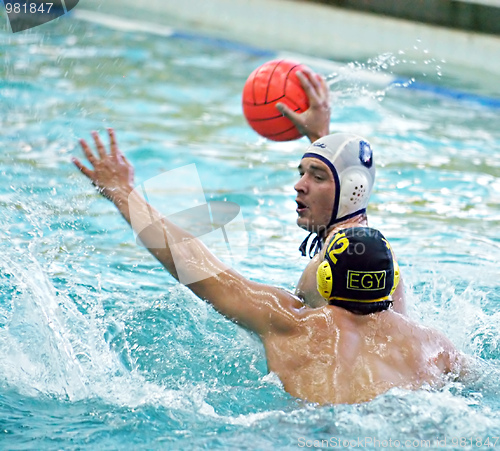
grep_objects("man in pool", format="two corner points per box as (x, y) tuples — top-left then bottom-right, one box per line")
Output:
(276, 69), (406, 313)
(72, 130), (462, 404)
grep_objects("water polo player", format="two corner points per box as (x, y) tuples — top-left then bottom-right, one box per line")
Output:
(290, 133), (405, 312)
(275, 74), (405, 312)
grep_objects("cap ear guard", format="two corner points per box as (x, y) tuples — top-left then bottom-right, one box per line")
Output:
(337, 168), (373, 220)
(316, 230), (348, 300)
(317, 260), (333, 300)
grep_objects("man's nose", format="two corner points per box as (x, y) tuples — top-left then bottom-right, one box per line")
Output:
(294, 176), (307, 193)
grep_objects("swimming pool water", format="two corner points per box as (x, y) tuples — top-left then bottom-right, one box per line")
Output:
(1, 10), (500, 450)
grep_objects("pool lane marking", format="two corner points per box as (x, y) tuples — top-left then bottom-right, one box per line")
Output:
(391, 78), (500, 108)
(73, 9), (500, 109)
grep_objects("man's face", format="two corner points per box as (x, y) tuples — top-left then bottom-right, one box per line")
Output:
(294, 157), (336, 234)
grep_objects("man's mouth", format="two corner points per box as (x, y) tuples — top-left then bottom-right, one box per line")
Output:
(296, 199), (308, 213)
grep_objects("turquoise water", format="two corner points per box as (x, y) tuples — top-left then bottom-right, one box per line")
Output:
(1, 10), (500, 450)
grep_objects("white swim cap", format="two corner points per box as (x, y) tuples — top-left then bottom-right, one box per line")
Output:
(302, 133), (376, 226)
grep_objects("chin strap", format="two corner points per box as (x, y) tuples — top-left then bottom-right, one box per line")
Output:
(299, 233), (324, 258)
(330, 209), (366, 228)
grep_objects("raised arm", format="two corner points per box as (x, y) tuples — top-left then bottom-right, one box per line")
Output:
(276, 68), (331, 143)
(72, 129), (303, 335)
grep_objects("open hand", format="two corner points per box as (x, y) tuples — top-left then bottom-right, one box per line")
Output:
(72, 129), (135, 202)
(276, 68), (331, 143)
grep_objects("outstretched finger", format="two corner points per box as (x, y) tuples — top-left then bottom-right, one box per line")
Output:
(298, 67), (317, 84)
(108, 128), (118, 158)
(79, 138), (97, 166)
(109, 128), (129, 164)
(92, 131), (107, 159)
(297, 71), (321, 103)
(316, 74), (330, 98)
(72, 157), (95, 179)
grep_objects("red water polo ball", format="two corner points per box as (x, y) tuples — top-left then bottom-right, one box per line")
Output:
(242, 59), (311, 141)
